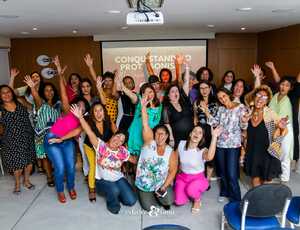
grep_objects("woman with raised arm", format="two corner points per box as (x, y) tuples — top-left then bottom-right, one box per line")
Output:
(84, 53), (119, 123)
(203, 88), (249, 202)
(135, 97), (177, 211)
(174, 125), (221, 213)
(127, 83), (162, 156)
(71, 104), (137, 214)
(162, 60), (193, 148)
(266, 61), (300, 172)
(66, 73), (82, 102)
(193, 80), (219, 185)
(0, 85), (36, 194)
(115, 75), (138, 131)
(24, 76), (61, 187)
(44, 56), (90, 203)
(145, 52), (173, 90)
(83, 102), (116, 202)
(244, 85), (288, 187)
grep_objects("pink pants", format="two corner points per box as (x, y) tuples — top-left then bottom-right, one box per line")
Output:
(174, 172), (209, 205)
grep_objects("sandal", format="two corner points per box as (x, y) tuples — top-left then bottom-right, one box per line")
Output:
(47, 177), (55, 187)
(69, 189), (77, 200)
(37, 167), (45, 174)
(88, 188), (96, 202)
(191, 201), (202, 214)
(24, 183), (35, 190)
(13, 187), (21, 195)
(58, 192), (66, 203)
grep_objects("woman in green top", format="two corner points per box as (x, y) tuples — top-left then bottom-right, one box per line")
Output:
(269, 76), (294, 182)
(128, 83), (162, 156)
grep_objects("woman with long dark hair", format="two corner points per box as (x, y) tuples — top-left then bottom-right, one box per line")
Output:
(83, 102), (116, 202)
(128, 83), (162, 156)
(0, 84), (36, 194)
(174, 125), (221, 213)
(220, 70), (235, 92)
(23, 78), (61, 187)
(71, 104), (137, 214)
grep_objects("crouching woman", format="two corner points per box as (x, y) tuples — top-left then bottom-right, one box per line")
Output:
(71, 104), (137, 214)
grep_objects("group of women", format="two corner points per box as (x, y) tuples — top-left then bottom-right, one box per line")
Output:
(0, 53), (299, 215)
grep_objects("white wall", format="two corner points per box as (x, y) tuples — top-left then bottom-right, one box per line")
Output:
(0, 49), (10, 85)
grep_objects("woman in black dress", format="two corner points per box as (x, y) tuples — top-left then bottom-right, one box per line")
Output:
(162, 66), (193, 148)
(0, 85), (36, 194)
(244, 85), (288, 187)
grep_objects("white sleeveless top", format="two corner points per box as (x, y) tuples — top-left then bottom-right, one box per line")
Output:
(135, 140), (173, 192)
(178, 140), (206, 174)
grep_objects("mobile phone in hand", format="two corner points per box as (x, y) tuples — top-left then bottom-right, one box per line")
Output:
(155, 188), (167, 198)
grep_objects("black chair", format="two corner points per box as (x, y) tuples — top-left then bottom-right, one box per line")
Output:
(221, 183), (292, 230)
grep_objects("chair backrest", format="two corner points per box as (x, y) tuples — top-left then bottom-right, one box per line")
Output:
(143, 224), (190, 230)
(240, 183), (292, 217)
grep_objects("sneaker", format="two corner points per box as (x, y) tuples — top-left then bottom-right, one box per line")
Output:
(218, 196), (225, 203)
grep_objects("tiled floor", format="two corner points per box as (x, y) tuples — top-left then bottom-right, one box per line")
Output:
(0, 171), (299, 230)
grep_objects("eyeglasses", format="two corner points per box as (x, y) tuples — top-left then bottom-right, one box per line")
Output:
(256, 93), (268, 101)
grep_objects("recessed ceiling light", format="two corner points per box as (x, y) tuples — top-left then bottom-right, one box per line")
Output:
(21, 31), (30, 35)
(121, 26), (128, 30)
(236, 7), (252, 11)
(107, 10), (121, 14)
(72, 29), (78, 34)
(272, 8), (294, 13)
(207, 24), (215, 28)
(32, 27), (38, 31)
(241, 27), (246, 31)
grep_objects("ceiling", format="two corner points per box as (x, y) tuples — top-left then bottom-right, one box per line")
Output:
(0, 0), (300, 38)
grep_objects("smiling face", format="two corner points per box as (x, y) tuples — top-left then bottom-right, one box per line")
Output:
(31, 72), (41, 84)
(233, 81), (244, 98)
(93, 104), (105, 122)
(201, 70), (210, 81)
(44, 85), (54, 101)
(70, 75), (80, 88)
(154, 127), (169, 146)
(0, 86), (14, 103)
(123, 77), (135, 90)
(224, 72), (234, 84)
(81, 81), (92, 96)
(168, 86), (180, 102)
(217, 91), (231, 107)
(254, 90), (269, 109)
(199, 82), (211, 98)
(108, 133), (126, 149)
(103, 78), (113, 89)
(143, 87), (155, 101)
(161, 70), (171, 83)
(279, 80), (291, 96)
(189, 126), (204, 144)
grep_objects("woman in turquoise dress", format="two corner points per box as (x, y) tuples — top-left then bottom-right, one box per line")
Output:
(128, 83), (162, 156)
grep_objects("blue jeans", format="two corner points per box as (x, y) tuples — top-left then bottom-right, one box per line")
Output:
(96, 177), (137, 214)
(215, 147), (241, 201)
(44, 132), (76, 193)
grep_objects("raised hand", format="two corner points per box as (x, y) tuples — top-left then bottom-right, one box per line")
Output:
(70, 104), (83, 119)
(175, 54), (185, 65)
(251, 64), (262, 79)
(10, 68), (20, 78)
(24, 75), (36, 88)
(96, 76), (104, 90)
(53, 55), (62, 73)
(141, 96), (151, 108)
(241, 108), (253, 123)
(145, 52), (151, 62)
(265, 61), (275, 70)
(211, 126), (223, 138)
(84, 54), (93, 67)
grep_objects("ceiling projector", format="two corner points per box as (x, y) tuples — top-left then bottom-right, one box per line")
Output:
(126, 11), (164, 25)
